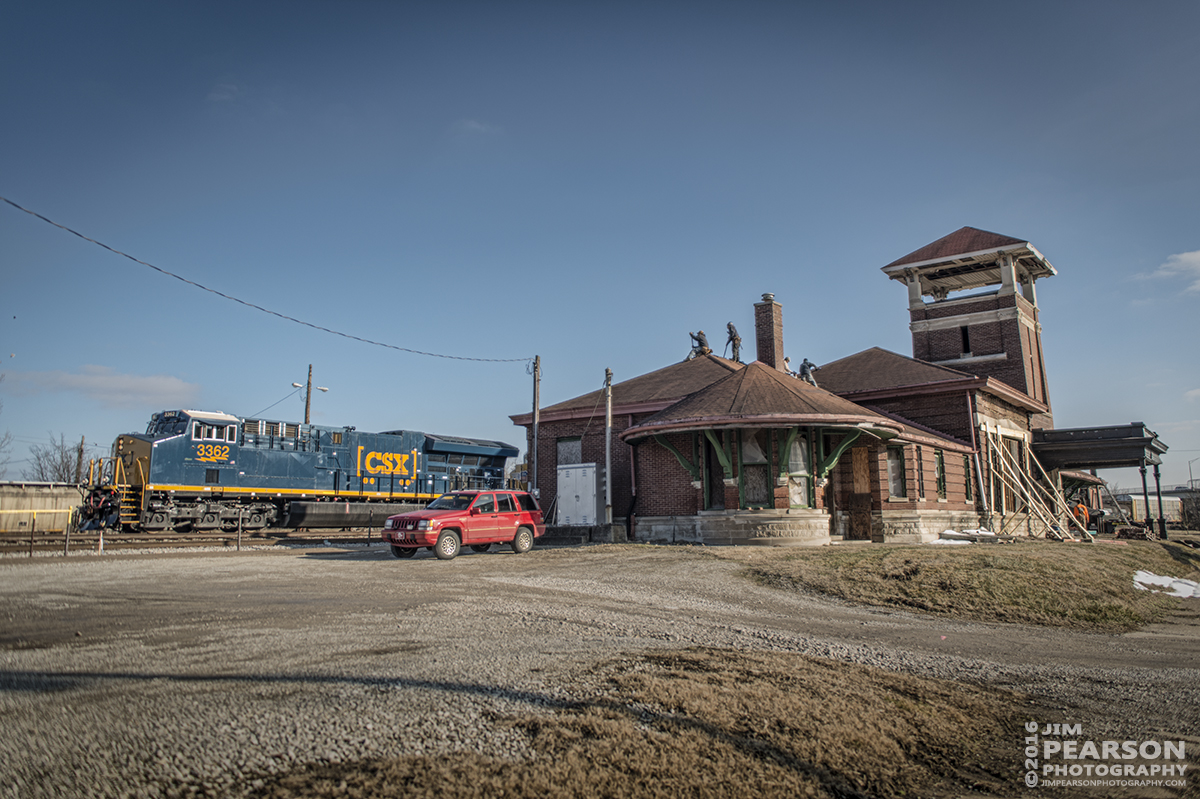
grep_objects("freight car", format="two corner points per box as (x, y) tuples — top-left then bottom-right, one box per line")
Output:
(81, 409), (517, 532)
(1109, 494), (1183, 527)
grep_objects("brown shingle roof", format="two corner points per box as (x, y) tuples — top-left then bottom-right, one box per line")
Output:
(860, 404), (974, 452)
(621, 361), (904, 441)
(885, 226), (1027, 269)
(521, 354), (742, 421)
(816, 347), (972, 394)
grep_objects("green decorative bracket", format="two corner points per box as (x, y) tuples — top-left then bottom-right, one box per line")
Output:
(817, 429), (862, 480)
(703, 430), (733, 478)
(654, 435), (700, 482)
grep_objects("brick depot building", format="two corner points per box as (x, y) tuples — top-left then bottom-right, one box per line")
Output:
(511, 227), (1094, 545)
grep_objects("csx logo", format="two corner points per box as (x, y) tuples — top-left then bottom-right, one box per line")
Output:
(358, 447), (411, 476)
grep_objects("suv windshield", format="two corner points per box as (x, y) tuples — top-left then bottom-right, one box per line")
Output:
(427, 493), (477, 510)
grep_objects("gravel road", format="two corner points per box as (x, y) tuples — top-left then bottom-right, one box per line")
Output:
(1, 543), (1197, 798)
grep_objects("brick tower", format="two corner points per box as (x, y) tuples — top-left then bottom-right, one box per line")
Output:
(882, 226), (1055, 428)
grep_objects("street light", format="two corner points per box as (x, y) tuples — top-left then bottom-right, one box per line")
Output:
(292, 364), (328, 425)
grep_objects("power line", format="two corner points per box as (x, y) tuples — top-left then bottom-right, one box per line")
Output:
(249, 387), (304, 418)
(2, 195), (534, 364)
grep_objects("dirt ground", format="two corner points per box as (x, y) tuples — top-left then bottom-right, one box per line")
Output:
(2, 543), (1197, 799)
(254, 647), (1028, 799)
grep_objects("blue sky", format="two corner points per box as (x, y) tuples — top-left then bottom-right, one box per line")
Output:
(2, 1), (1197, 489)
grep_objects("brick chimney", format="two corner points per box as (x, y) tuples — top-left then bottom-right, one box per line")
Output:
(754, 293), (785, 371)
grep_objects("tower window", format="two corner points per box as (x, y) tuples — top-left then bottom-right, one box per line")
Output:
(960, 326), (971, 355)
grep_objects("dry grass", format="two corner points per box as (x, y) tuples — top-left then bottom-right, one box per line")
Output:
(722, 538), (1200, 632)
(231, 542), (1200, 798)
(243, 648), (1033, 799)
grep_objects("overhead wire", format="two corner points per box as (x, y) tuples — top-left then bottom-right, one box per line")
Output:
(249, 387), (304, 419)
(1, 195), (534, 364)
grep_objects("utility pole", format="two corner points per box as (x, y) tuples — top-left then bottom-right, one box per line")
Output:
(292, 365), (328, 425)
(531, 355), (541, 497)
(74, 435), (84, 484)
(605, 367), (612, 525)
(304, 364), (313, 425)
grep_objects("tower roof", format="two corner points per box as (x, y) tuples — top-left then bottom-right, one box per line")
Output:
(882, 226), (1056, 296)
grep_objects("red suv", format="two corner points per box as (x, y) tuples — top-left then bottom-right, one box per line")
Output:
(381, 490), (545, 560)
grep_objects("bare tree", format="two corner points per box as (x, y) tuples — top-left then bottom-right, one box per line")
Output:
(0, 377), (11, 478)
(23, 432), (82, 483)
(0, 424), (10, 479)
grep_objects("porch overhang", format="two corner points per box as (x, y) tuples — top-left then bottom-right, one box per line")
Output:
(1031, 423), (1168, 470)
(620, 414), (904, 444)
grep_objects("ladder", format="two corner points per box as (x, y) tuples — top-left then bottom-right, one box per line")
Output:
(117, 485), (142, 527)
(107, 455), (147, 530)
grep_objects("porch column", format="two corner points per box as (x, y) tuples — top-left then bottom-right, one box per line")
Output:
(999, 254), (1018, 295)
(1154, 464), (1168, 540)
(906, 271), (923, 310)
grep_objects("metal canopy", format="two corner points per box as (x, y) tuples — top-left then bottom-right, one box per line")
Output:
(1031, 423), (1167, 470)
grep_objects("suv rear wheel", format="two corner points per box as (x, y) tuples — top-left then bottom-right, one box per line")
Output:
(435, 531), (461, 560)
(511, 526), (534, 554)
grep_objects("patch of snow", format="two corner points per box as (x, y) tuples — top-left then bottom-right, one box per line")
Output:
(1132, 570), (1200, 598)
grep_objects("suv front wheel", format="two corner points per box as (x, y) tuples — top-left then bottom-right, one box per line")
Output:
(435, 531), (461, 560)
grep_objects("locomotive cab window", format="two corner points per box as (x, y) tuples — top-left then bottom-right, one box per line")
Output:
(193, 422), (235, 442)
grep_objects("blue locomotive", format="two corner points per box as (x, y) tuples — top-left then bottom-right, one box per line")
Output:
(83, 409), (518, 532)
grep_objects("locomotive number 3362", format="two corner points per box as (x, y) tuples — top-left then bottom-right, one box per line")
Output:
(196, 444), (231, 462)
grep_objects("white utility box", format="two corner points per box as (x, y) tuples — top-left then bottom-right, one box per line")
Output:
(556, 463), (605, 526)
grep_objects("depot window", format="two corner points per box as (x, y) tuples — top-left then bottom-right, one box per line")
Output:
(887, 447), (907, 499)
(935, 450), (946, 499)
(557, 437), (582, 466)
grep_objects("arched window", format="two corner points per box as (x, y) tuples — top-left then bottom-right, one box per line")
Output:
(787, 432), (811, 508)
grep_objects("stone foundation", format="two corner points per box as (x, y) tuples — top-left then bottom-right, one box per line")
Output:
(540, 523), (628, 546)
(872, 508), (985, 543)
(634, 509), (830, 547)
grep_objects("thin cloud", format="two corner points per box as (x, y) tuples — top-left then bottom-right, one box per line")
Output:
(5, 366), (200, 409)
(1153, 418), (1198, 429)
(450, 118), (502, 136)
(1186, 388), (1200, 402)
(207, 82), (241, 102)
(1150, 250), (1200, 293)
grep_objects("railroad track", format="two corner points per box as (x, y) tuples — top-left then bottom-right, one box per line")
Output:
(0, 527), (387, 557)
